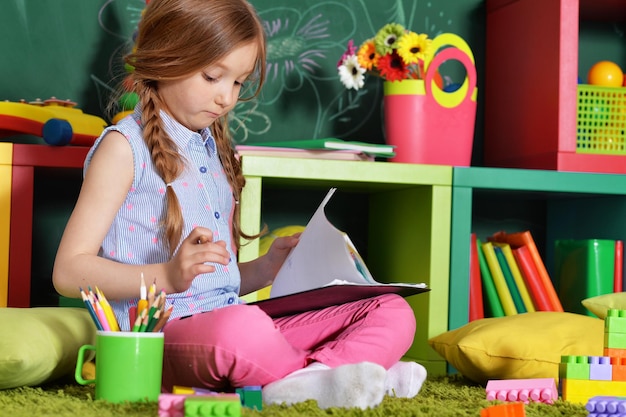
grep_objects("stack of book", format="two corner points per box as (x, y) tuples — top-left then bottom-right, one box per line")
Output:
(235, 138), (396, 161)
(469, 231), (624, 320)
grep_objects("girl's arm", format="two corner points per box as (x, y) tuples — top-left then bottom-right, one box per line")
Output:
(238, 233), (300, 295)
(52, 131), (229, 300)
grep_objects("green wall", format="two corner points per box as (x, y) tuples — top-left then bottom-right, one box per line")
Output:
(0, 0), (486, 161)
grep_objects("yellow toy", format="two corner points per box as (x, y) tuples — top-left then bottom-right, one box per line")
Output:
(0, 97), (107, 146)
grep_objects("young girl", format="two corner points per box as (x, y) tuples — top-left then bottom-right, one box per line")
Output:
(52, 0), (426, 409)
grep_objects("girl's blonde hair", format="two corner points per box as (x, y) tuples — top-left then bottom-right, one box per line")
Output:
(125, 0), (266, 255)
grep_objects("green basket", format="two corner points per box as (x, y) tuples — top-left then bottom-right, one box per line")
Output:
(576, 84), (626, 155)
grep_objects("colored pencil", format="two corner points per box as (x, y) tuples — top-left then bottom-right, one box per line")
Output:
(96, 287), (121, 331)
(137, 273), (148, 320)
(80, 287), (103, 331)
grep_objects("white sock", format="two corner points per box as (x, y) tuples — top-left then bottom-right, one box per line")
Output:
(262, 361), (386, 410)
(385, 361), (427, 398)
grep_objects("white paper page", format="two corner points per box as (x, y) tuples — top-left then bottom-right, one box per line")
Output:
(270, 188), (373, 298)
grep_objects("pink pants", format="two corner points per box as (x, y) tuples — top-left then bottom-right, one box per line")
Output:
(161, 293), (416, 391)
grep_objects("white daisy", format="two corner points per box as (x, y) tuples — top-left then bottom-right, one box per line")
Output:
(338, 55), (366, 91)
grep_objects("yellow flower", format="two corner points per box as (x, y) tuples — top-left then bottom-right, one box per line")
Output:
(397, 32), (432, 64)
(357, 40), (379, 71)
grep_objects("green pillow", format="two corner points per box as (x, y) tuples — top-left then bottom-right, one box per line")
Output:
(428, 312), (604, 385)
(0, 307), (96, 389)
(582, 292), (626, 319)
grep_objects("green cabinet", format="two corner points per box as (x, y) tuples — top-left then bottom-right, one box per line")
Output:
(238, 156), (453, 375)
(449, 167), (626, 332)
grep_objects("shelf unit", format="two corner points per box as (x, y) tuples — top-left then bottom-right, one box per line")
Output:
(8, 144), (87, 307)
(484, 0), (626, 173)
(238, 155), (453, 375)
(448, 166), (626, 332)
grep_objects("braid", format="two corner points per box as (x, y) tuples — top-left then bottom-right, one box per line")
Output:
(138, 80), (185, 255)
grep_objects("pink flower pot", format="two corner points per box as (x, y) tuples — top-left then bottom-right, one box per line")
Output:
(383, 34), (478, 166)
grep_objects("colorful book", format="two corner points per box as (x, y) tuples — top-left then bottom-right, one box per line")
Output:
(512, 245), (554, 311)
(253, 138), (396, 158)
(481, 241), (517, 316)
(469, 233), (484, 321)
(493, 245), (526, 314)
(476, 238), (504, 318)
(615, 240), (623, 293)
(494, 242), (536, 313)
(490, 230), (563, 312)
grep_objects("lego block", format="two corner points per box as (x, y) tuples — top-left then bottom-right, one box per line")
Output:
(236, 386), (262, 410)
(173, 386), (218, 396)
(560, 355), (591, 380)
(606, 332), (626, 350)
(606, 348), (626, 359)
(485, 378), (557, 404)
(184, 395), (241, 417)
(589, 356), (613, 381)
(480, 402), (526, 417)
(606, 317), (626, 335)
(586, 395), (626, 415)
(561, 378), (626, 405)
(612, 357), (626, 382)
(159, 394), (186, 417)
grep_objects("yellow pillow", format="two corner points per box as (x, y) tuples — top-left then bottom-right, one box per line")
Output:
(0, 307), (96, 389)
(428, 312), (604, 385)
(582, 293), (626, 319)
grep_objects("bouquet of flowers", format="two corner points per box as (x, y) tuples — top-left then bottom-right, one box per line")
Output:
(338, 23), (433, 91)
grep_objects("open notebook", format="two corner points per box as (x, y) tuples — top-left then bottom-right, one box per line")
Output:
(251, 188), (429, 317)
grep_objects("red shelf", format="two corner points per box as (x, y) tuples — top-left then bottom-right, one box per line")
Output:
(484, 0), (626, 174)
(8, 144), (88, 307)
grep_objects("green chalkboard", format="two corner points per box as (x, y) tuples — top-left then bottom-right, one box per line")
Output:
(1, 0), (485, 152)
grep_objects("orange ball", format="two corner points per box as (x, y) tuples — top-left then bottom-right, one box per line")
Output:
(587, 61), (624, 87)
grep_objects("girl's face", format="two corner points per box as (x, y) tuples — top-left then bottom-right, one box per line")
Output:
(158, 41), (258, 132)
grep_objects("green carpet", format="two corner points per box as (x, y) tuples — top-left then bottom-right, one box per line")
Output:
(0, 375), (588, 417)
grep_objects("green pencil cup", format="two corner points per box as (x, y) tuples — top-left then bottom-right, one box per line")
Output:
(75, 331), (164, 403)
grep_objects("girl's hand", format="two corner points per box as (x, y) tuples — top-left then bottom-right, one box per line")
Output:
(263, 233), (301, 282)
(166, 227), (230, 293)
(238, 232), (301, 295)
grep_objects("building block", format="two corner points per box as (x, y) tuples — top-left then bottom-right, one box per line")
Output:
(0, 142), (12, 307)
(612, 357), (626, 382)
(606, 333), (626, 350)
(236, 386), (262, 410)
(606, 310), (626, 335)
(184, 395), (241, 417)
(159, 394), (186, 417)
(561, 310), (626, 403)
(606, 348), (626, 359)
(561, 379), (626, 405)
(589, 356), (613, 381)
(172, 386), (218, 396)
(586, 395), (626, 416)
(485, 378), (557, 404)
(560, 355), (591, 380)
(480, 402), (526, 417)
